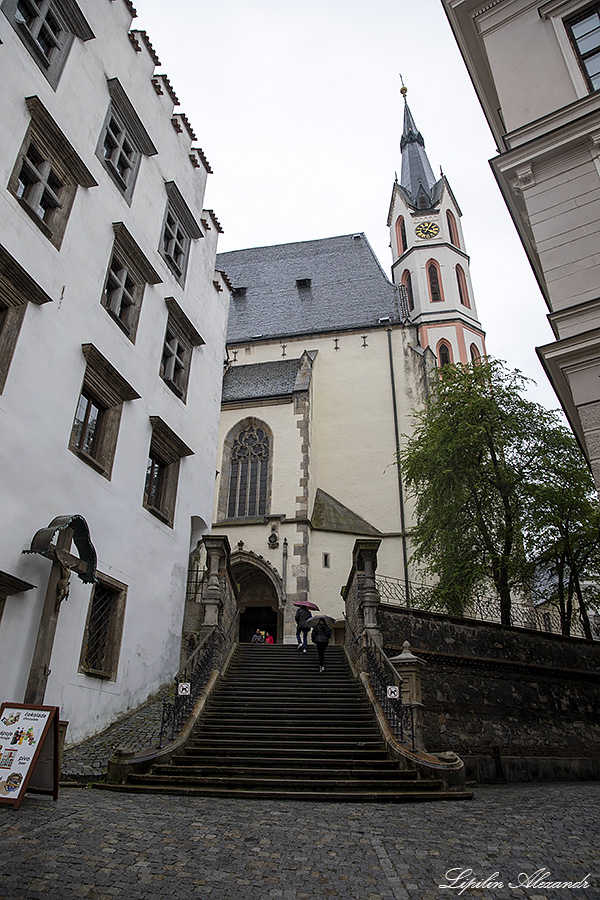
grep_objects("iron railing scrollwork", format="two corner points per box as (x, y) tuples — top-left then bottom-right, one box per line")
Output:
(375, 574), (588, 637)
(158, 611), (239, 747)
(344, 615), (415, 751)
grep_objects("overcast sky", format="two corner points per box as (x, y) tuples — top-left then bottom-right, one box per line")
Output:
(137, 0), (558, 409)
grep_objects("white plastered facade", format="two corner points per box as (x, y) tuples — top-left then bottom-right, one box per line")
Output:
(0, 0), (228, 743)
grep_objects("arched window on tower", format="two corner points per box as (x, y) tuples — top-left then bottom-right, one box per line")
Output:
(395, 216), (407, 255)
(456, 264), (470, 308)
(401, 269), (414, 311)
(226, 420), (271, 518)
(437, 340), (453, 367)
(470, 343), (481, 363)
(427, 260), (444, 303)
(447, 210), (460, 247)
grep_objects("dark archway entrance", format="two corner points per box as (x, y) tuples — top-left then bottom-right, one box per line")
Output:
(239, 606), (278, 643)
(232, 552), (283, 643)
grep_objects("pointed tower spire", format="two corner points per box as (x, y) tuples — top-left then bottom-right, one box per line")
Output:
(399, 86), (437, 206)
(387, 80), (487, 367)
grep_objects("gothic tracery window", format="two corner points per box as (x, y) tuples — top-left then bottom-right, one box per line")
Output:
(227, 424), (270, 518)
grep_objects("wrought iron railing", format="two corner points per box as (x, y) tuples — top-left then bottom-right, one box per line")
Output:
(344, 615), (415, 751)
(158, 612), (239, 747)
(376, 574), (586, 636)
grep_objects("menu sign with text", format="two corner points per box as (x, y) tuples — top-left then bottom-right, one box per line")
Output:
(0, 703), (59, 810)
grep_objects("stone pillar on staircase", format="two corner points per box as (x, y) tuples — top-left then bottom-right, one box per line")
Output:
(355, 540), (383, 648)
(390, 640), (426, 750)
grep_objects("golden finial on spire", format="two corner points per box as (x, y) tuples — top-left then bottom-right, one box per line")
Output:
(399, 73), (408, 99)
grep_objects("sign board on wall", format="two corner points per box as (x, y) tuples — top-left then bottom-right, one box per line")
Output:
(0, 703), (59, 810)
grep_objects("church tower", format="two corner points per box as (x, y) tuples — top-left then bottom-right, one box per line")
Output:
(387, 87), (486, 366)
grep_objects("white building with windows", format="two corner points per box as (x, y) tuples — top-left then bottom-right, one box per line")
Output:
(0, 0), (229, 743)
(211, 96), (487, 644)
(442, 0), (600, 486)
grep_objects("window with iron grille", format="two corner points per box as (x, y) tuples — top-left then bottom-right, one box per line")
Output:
(567, 5), (600, 91)
(227, 425), (270, 518)
(79, 576), (126, 680)
(1, 0), (93, 88)
(7, 97), (97, 248)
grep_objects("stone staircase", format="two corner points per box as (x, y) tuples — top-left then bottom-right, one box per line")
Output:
(109, 644), (472, 801)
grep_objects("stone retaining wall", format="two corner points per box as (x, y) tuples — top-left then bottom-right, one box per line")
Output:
(379, 605), (600, 782)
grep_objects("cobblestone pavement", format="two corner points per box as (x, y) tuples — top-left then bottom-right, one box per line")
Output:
(0, 783), (597, 900)
(62, 691), (168, 780)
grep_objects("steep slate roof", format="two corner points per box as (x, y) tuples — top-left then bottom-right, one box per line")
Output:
(217, 233), (402, 343)
(311, 489), (382, 536)
(399, 99), (444, 211)
(222, 358), (303, 403)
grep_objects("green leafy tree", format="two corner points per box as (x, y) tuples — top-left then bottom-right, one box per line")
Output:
(399, 358), (556, 625)
(524, 423), (600, 639)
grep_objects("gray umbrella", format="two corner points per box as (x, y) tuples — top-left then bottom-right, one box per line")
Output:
(304, 615), (336, 628)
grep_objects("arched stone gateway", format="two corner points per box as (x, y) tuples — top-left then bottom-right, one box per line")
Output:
(231, 550), (285, 643)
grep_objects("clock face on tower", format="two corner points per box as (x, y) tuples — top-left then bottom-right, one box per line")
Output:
(415, 221), (440, 240)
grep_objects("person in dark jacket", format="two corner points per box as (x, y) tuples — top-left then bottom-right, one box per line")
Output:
(295, 606), (312, 651)
(311, 618), (332, 672)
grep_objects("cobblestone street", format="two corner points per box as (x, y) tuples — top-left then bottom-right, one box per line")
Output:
(0, 783), (597, 900)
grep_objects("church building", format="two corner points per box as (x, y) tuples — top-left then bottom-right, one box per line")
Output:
(213, 91), (487, 644)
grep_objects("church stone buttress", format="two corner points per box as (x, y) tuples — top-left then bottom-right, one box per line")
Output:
(387, 86), (486, 366)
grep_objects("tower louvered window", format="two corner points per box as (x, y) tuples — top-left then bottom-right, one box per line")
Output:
(228, 425), (270, 518)
(456, 264), (470, 308)
(402, 270), (414, 311)
(428, 262), (443, 302)
(438, 343), (451, 366)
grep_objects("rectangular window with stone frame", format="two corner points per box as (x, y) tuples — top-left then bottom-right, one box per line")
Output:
(566, 4), (600, 91)
(7, 96), (97, 249)
(0, 244), (53, 394)
(101, 223), (161, 341)
(69, 343), (140, 479)
(1, 0), (93, 89)
(159, 181), (203, 286)
(79, 573), (127, 680)
(143, 416), (193, 527)
(96, 79), (157, 205)
(160, 297), (204, 401)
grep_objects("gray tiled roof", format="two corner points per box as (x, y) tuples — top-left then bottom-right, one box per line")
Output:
(222, 358), (302, 403)
(311, 489), (381, 535)
(217, 233), (401, 343)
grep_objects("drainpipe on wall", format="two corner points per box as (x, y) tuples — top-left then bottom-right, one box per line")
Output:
(386, 327), (410, 602)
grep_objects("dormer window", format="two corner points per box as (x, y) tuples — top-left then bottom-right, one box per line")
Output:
(296, 278), (311, 289)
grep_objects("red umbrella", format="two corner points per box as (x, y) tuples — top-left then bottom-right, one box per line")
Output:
(293, 600), (320, 610)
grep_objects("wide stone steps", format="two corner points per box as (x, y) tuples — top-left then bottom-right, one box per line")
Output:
(118, 644), (472, 802)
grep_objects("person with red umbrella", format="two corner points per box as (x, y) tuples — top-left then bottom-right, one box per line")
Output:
(293, 600), (318, 652)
